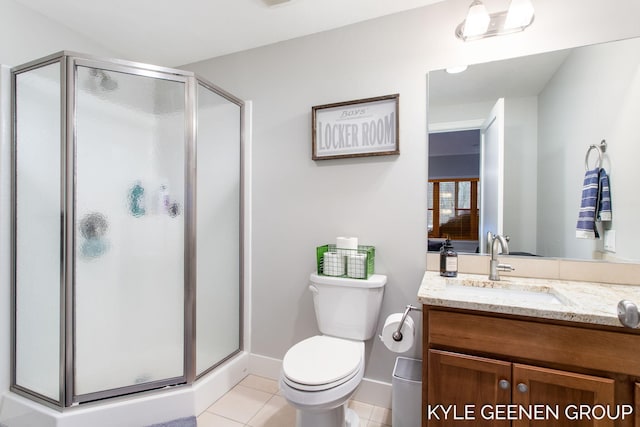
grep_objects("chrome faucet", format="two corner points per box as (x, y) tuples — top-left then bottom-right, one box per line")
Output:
(487, 232), (515, 281)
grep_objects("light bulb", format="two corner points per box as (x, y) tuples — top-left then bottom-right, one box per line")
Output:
(446, 65), (469, 74)
(505, 0), (535, 29)
(463, 0), (491, 38)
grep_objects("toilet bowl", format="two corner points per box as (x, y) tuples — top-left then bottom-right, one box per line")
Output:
(280, 273), (387, 427)
(280, 336), (364, 426)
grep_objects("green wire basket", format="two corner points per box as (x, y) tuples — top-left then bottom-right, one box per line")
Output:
(316, 244), (375, 279)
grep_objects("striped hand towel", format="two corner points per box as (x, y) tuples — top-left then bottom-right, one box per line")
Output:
(576, 167), (612, 239)
(596, 168), (612, 221)
(576, 168), (601, 239)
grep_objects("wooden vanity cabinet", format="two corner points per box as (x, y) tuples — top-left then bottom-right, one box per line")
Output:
(423, 307), (640, 427)
(428, 350), (615, 426)
(512, 364), (616, 427)
(427, 350), (511, 427)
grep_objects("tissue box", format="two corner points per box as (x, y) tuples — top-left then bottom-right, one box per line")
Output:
(316, 244), (375, 279)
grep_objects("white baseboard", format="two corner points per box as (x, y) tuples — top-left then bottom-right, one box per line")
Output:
(352, 378), (392, 409)
(248, 353), (392, 409)
(248, 353), (282, 379)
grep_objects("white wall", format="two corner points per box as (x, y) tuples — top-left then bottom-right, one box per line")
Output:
(504, 96), (538, 255)
(0, 0), (118, 67)
(182, 0), (640, 382)
(537, 37), (640, 260)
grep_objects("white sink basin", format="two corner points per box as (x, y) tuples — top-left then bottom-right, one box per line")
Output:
(443, 277), (568, 306)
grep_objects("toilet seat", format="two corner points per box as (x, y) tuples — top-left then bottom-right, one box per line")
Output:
(282, 336), (363, 392)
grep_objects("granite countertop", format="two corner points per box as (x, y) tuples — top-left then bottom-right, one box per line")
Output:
(418, 270), (640, 328)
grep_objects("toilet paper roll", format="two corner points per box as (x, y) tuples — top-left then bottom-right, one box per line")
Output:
(323, 251), (345, 276)
(347, 253), (367, 279)
(380, 313), (415, 353)
(336, 236), (358, 250)
(336, 237), (359, 262)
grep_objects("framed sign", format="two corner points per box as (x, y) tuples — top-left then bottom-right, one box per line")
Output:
(312, 94), (399, 160)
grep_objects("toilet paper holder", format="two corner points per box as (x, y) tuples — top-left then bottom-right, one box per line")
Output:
(392, 305), (422, 342)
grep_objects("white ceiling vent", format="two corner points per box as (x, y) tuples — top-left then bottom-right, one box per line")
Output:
(262, 0), (294, 6)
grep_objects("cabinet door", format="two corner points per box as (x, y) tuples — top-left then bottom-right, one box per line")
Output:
(512, 364), (615, 427)
(635, 383), (640, 427)
(428, 349), (511, 426)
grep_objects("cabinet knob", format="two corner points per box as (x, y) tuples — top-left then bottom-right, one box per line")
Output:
(517, 383), (528, 393)
(617, 300), (640, 328)
(498, 379), (510, 390)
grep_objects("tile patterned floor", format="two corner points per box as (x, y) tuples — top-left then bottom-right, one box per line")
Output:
(197, 375), (392, 427)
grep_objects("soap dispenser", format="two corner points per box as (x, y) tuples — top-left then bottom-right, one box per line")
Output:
(439, 238), (458, 277)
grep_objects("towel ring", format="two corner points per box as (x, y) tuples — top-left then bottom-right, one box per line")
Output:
(584, 139), (607, 171)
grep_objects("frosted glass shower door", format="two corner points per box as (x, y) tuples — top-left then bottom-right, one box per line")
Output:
(74, 65), (186, 398)
(14, 61), (62, 403)
(195, 82), (241, 376)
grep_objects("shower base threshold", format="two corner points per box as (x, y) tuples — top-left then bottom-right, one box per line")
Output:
(0, 351), (248, 427)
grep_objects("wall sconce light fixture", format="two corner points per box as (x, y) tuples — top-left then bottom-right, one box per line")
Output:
(456, 0), (535, 41)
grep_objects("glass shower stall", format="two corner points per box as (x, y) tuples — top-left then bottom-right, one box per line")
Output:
(11, 51), (243, 407)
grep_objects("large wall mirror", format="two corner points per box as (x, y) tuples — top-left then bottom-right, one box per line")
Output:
(428, 36), (640, 263)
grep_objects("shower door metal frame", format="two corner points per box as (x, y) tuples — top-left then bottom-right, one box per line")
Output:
(10, 51), (245, 409)
(10, 52), (67, 410)
(191, 76), (245, 382)
(69, 56), (195, 405)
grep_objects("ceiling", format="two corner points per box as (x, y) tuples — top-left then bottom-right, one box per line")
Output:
(429, 48), (571, 106)
(14, 0), (445, 67)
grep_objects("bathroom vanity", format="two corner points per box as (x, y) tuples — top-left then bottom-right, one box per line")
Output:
(418, 271), (640, 427)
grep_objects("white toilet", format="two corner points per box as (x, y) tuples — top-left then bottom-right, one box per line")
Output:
(280, 273), (387, 427)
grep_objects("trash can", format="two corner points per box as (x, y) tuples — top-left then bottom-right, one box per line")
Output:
(392, 357), (422, 427)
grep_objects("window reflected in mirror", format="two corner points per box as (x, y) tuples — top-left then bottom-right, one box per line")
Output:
(428, 129), (481, 253)
(428, 179), (479, 243)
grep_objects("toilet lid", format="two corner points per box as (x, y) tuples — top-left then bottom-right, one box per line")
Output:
(283, 336), (362, 386)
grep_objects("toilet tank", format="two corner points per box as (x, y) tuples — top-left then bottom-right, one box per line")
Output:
(309, 273), (387, 341)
